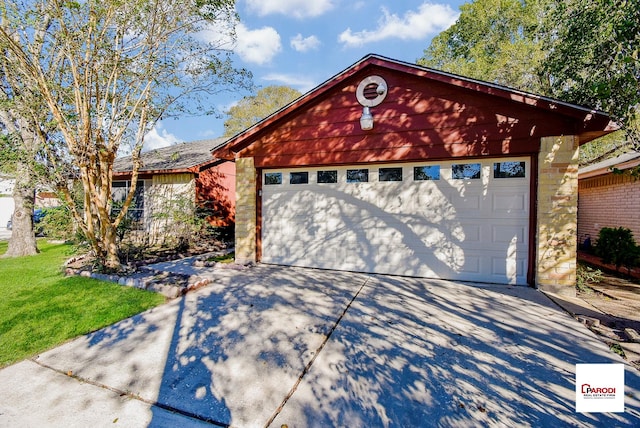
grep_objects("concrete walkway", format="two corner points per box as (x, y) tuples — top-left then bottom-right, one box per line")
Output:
(2, 265), (640, 427)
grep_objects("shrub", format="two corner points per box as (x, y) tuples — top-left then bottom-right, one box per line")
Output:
(39, 206), (76, 241)
(595, 227), (640, 272)
(576, 263), (603, 293)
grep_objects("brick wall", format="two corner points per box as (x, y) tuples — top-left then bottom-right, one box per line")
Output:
(536, 135), (579, 296)
(235, 157), (257, 264)
(578, 173), (640, 245)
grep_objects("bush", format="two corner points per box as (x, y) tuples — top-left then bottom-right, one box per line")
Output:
(576, 263), (603, 293)
(39, 206), (77, 241)
(595, 227), (640, 272)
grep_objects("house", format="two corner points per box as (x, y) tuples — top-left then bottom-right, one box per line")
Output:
(113, 138), (235, 245)
(0, 176), (14, 229)
(1, 177), (60, 230)
(213, 54), (615, 296)
(578, 152), (640, 247)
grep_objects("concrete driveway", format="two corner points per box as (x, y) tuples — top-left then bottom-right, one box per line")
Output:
(2, 265), (640, 427)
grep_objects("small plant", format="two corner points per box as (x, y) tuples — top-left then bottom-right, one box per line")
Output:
(576, 263), (603, 293)
(609, 342), (625, 358)
(207, 252), (234, 263)
(595, 227), (640, 273)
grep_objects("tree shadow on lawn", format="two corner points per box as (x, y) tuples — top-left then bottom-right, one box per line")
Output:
(36, 266), (640, 427)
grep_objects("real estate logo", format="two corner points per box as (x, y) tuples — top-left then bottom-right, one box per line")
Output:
(576, 364), (625, 413)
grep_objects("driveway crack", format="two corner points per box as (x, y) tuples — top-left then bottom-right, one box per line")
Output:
(30, 359), (229, 427)
(264, 276), (370, 427)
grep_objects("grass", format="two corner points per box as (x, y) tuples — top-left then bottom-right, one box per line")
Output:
(207, 251), (235, 263)
(0, 240), (166, 367)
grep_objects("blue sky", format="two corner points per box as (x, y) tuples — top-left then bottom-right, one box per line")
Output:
(146, 0), (465, 150)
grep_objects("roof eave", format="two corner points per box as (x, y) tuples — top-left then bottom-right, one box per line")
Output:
(579, 154), (640, 179)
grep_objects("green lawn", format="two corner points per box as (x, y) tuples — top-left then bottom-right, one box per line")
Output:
(0, 240), (166, 367)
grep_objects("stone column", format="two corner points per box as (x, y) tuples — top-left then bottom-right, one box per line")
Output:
(536, 135), (579, 296)
(235, 157), (257, 264)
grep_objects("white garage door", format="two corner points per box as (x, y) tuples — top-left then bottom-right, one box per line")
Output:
(261, 158), (530, 285)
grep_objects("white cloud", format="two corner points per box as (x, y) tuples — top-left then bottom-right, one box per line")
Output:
(290, 34), (321, 52)
(235, 23), (282, 65)
(262, 73), (318, 93)
(338, 2), (459, 48)
(244, 0), (334, 18)
(143, 124), (181, 152)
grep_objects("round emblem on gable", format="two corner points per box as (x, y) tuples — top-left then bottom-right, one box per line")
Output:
(356, 75), (388, 107)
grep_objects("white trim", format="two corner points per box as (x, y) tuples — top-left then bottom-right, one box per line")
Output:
(579, 152), (640, 179)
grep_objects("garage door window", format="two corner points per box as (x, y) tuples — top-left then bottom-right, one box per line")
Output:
(379, 167), (403, 182)
(347, 169), (369, 183)
(317, 170), (338, 183)
(414, 165), (440, 181)
(452, 163), (481, 179)
(494, 161), (525, 178)
(265, 172), (282, 185)
(290, 172), (309, 184)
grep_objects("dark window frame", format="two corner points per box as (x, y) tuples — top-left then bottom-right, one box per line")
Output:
(493, 161), (526, 178)
(346, 169), (369, 183)
(414, 165), (441, 181)
(379, 167), (403, 182)
(317, 170), (338, 184)
(290, 171), (309, 184)
(452, 163), (482, 180)
(264, 172), (283, 185)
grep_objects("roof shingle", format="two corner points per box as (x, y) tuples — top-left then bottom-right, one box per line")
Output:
(113, 138), (227, 174)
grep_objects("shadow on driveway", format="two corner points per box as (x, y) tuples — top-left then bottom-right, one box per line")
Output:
(30, 266), (640, 427)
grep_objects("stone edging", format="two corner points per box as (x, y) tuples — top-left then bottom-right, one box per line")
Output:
(64, 267), (210, 299)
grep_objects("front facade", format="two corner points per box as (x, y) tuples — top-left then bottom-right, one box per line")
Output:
(215, 55), (614, 296)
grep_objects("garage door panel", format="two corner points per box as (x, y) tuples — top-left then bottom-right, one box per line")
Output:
(492, 192), (528, 215)
(262, 158), (530, 285)
(492, 224), (528, 245)
(492, 254), (527, 284)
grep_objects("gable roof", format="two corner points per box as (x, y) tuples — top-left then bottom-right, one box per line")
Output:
(114, 138), (227, 175)
(213, 54), (616, 160)
(579, 152), (640, 179)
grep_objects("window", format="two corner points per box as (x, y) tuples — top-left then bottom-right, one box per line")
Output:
(112, 180), (144, 227)
(414, 166), (440, 181)
(346, 169), (369, 183)
(452, 163), (481, 179)
(290, 172), (309, 184)
(379, 167), (403, 182)
(264, 172), (282, 185)
(494, 161), (526, 178)
(317, 170), (338, 184)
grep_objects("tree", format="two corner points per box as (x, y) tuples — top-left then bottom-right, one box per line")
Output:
(418, 0), (639, 164)
(418, 0), (552, 95)
(223, 85), (301, 137)
(0, 116), (43, 257)
(0, 0), (251, 270)
(544, 0), (640, 148)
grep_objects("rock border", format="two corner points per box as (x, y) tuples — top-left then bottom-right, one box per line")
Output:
(64, 249), (243, 299)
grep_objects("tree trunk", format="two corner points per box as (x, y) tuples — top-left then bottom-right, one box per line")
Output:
(103, 221), (120, 271)
(3, 161), (38, 257)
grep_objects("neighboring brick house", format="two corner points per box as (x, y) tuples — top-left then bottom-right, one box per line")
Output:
(113, 138), (235, 245)
(213, 54), (616, 296)
(578, 152), (640, 247)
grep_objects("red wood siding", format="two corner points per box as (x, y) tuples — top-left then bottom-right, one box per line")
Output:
(196, 161), (236, 227)
(238, 67), (574, 168)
